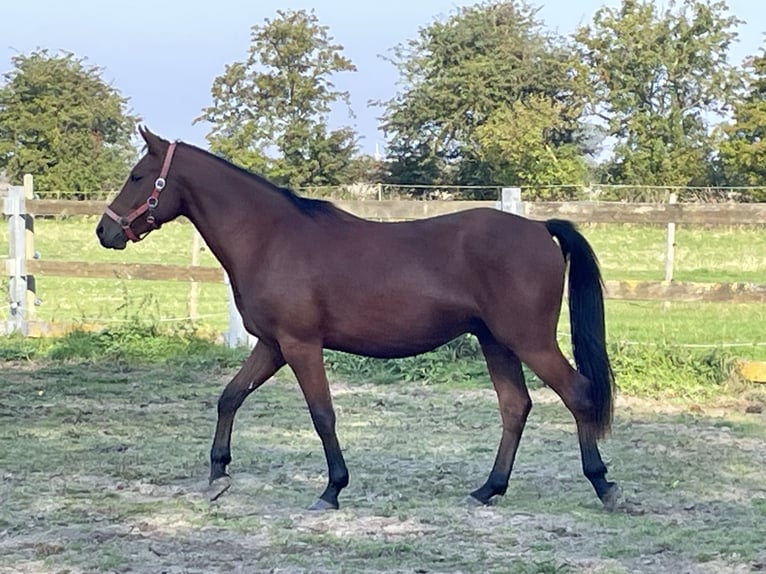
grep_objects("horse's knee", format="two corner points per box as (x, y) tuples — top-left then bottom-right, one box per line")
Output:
(217, 387), (245, 417)
(516, 396), (533, 421)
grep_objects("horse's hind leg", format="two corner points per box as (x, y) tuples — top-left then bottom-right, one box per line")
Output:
(518, 345), (619, 509)
(470, 336), (531, 505)
(281, 341), (349, 511)
(208, 341), (285, 499)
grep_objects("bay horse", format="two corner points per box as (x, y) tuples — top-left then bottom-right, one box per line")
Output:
(96, 127), (618, 511)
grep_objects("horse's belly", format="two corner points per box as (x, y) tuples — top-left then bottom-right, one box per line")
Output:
(323, 305), (478, 359)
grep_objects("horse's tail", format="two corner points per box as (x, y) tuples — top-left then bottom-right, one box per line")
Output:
(545, 219), (614, 438)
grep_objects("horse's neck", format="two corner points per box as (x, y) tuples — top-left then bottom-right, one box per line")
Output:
(180, 167), (293, 277)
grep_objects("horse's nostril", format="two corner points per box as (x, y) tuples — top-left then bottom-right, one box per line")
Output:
(96, 224), (104, 236)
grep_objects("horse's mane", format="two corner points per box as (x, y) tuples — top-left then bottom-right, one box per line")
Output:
(185, 143), (341, 219)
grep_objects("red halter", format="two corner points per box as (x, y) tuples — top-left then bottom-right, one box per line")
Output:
(104, 142), (178, 242)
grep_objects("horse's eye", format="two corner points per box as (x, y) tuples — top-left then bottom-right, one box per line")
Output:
(130, 173), (143, 183)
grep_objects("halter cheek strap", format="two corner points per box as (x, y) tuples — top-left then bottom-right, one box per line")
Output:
(104, 141), (178, 242)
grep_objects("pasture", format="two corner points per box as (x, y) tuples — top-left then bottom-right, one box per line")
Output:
(1, 210), (765, 573)
(1, 347), (765, 574)
(1, 217), (765, 358)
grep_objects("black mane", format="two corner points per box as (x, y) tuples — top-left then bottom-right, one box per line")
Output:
(187, 143), (340, 218)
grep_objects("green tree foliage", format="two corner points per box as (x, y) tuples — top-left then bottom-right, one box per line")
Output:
(0, 50), (139, 196)
(575, 0), (743, 187)
(718, 48), (766, 200)
(475, 96), (588, 194)
(344, 154), (387, 186)
(196, 9), (358, 189)
(379, 1), (589, 195)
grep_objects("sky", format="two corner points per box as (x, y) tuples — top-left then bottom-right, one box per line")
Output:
(2, 0), (764, 155)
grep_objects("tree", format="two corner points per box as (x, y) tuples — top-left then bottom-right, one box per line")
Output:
(379, 1), (590, 194)
(0, 50), (139, 196)
(475, 96), (588, 196)
(718, 47), (766, 200)
(575, 0), (743, 187)
(196, 9), (358, 189)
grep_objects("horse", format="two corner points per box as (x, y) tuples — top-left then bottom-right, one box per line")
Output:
(97, 127), (618, 511)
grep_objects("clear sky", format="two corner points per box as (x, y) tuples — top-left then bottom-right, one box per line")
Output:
(3, 0), (763, 154)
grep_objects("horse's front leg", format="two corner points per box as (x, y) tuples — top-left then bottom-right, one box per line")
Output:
(281, 340), (349, 510)
(208, 341), (285, 500)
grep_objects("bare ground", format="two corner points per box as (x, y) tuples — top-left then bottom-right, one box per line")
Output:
(1, 364), (765, 573)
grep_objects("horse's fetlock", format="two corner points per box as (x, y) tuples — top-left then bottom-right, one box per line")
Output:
(583, 462), (607, 481)
(334, 470), (350, 490)
(211, 450), (232, 467)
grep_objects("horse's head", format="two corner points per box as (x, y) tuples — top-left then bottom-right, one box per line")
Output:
(96, 127), (183, 249)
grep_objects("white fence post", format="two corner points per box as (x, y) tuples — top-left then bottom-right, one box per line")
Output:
(225, 273), (257, 348)
(23, 175), (37, 321)
(664, 192), (678, 282)
(498, 187), (524, 216)
(189, 229), (202, 321)
(4, 185), (29, 335)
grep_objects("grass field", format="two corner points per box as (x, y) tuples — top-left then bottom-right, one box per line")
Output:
(1, 216), (764, 358)
(583, 223), (766, 284)
(1, 350), (764, 574)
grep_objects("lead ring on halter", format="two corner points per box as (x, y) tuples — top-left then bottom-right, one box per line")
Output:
(103, 142), (178, 242)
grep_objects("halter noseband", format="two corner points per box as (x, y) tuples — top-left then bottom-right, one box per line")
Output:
(104, 141), (178, 242)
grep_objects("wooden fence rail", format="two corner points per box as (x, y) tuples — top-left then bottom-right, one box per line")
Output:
(604, 280), (766, 304)
(26, 260), (224, 283)
(22, 259), (766, 304)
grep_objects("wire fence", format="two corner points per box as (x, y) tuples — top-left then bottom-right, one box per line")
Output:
(4, 183), (766, 203)
(294, 183), (766, 203)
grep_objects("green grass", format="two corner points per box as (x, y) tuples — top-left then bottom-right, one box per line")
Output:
(0, 218), (764, 358)
(1, 325), (759, 403)
(605, 300), (766, 360)
(581, 223), (766, 284)
(31, 215), (219, 266)
(1, 213), (765, 405)
(1, 216), (230, 330)
(0, 324), (248, 367)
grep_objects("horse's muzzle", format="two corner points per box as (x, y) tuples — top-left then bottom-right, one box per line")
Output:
(96, 216), (128, 250)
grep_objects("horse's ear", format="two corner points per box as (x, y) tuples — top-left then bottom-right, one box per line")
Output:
(139, 126), (168, 155)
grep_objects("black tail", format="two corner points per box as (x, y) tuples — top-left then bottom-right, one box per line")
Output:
(545, 219), (614, 438)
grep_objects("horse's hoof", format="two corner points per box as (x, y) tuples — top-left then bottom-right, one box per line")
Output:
(600, 483), (621, 512)
(207, 475), (232, 502)
(464, 494), (494, 507)
(307, 498), (338, 511)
